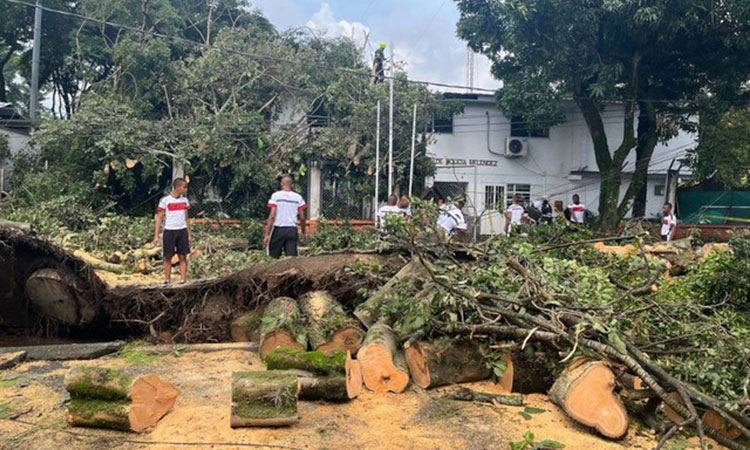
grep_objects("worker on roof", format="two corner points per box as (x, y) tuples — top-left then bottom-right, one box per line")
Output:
(372, 42), (386, 85)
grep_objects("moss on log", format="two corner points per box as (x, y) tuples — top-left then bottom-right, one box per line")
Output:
(549, 360), (628, 439)
(452, 386), (524, 406)
(67, 398), (132, 431)
(258, 297), (307, 359)
(357, 319), (409, 394)
(298, 290), (363, 354)
(230, 308), (265, 342)
(231, 370), (299, 427)
(405, 339), (491, 389)
(264, 348), (346, 376)
(298, 374), (349, 402)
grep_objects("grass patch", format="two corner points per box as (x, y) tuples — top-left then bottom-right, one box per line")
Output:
(116, 341), (160, 364)
(0, 402), (12, 419)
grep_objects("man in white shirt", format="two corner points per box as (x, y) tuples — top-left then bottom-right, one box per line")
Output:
(436, 200), (467, 242)
(263, 176), (307, 258)
(661, 202), (678, 242)
(153, 178), (192, 285)
(567, 194), (587, 226)
(377, 195), (402, 228)
(399, 196), (412, 218)
(504, 195), (526, 236)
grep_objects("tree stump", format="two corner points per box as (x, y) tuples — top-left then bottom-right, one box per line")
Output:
(230, 308), (265, 342)
(298, 372), (350, 402)
(345, 350), (363, 399)
(264, 348), (346, 376)
(259, 297), (307, 359)
(357, 319), (409, 393)
(25, 268), (98, 326)
(231, 370), (299, 427)
(548, 360), (628, 439)
(405, 339), (491, 389)
(64, 366), (179, 432)
(298, 290), (364, 354)
(354, 259), (432, 328)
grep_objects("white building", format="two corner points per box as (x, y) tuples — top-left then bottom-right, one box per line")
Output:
(0, 103), (33, 194)
(425, 93), (694, 235)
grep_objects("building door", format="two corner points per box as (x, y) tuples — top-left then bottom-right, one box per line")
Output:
(481, 184), (505, 235)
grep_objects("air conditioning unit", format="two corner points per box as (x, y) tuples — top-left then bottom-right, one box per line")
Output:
(505, 137), (528, 158)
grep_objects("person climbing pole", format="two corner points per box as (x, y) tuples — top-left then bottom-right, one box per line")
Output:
(372, 42), (386, 85)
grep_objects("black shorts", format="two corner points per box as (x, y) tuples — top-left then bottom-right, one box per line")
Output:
(661, 234), (669, 242)
(268, 226), (298, 258)
(163, 228), (190, 258)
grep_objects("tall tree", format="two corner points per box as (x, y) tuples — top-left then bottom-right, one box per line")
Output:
(0, 1), (34, 103)
(455, 0), (750, 230)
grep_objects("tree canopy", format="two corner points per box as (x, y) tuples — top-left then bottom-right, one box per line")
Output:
(455, 0), (750, 229)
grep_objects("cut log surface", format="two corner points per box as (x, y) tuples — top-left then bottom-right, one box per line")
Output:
(0, 341), (125, 361)
(703, 410), (743, 441)
(548, 360), (628, 439)
(231, 370), (299, 427)
(298, 373), (350, 402)
(345, 351), (363, 399)
(497, 353), (514, 393)
(357, 320), (409, 394)
(258, 297), (307, 359)
(265, 348), (346, 376)
(25, 268), (98, 326)
(230, 308), (265, 342)
(298, 290), (364, 354)
(405, 339), (491, 389)
(64, 366), (179, 432)
(354, 259), (432, 328)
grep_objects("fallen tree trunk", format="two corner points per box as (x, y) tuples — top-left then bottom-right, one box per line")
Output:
(346, 351), (363, 399)
(258, 297), (307, 359)
(0, 351), (26, 370)
(298, 372), (350, 402)
(230, 308), (265, 342)
(25, 268), (98, 326)
(264, 348), (346, 376)
(231, 370), (299, 427)
(64, 366), (179, 432)
(357, 319), (410, 393)
(452, 387), (524, 406)
(299, 290), (364, 353)
(73, 250), (127, 274)
(405, 339), (491, 389)
(549, 360), (629, 439)
(354, 259), (430, 328)
(0, 341), (125, 361)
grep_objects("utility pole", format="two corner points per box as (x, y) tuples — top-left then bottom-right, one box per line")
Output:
(466, 45), (474, 93)
(387, 43), (394, 197)
(408, 103), (417, 197)
(374, 101), (381, 216)
(29, 0), (42, 124)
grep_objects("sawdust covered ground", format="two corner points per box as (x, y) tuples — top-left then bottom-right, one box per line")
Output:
(0, 347), (721, 450)
(95, 269), (164, 287)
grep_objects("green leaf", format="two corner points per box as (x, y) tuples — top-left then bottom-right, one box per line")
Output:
(518, 411), (532, 421)
(535, 440), (566, 449)
(493, 365), (506, 377)
(608, 332), (627, 354)
(523, 431), (534, 442)
(524, 407), (547, 414)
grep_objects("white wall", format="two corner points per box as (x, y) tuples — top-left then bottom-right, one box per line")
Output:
(0, 128), (31, 158)
(427, 98), (695, 233)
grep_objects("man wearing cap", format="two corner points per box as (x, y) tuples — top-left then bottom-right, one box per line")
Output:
(372, 43), (386, 85)
(263, 175), (307, 258)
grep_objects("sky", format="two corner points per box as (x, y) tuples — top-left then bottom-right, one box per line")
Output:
(249, 0), (500, 93)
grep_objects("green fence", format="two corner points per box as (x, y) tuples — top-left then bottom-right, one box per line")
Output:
(678, 190), (750, 225)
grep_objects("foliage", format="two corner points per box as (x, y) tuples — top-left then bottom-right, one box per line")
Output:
(305, 220), (376, 252)
(509, 431), (565, 450)
(455, 0), (750, 229)
(690, 105), (750, 188)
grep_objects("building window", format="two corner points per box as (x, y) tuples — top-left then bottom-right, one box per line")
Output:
(308, 99), (332, 128)
(432, 114), (453, 133)
(506, 183), (531, 206)
(654, 184), (666, 196)
(510, 116), (549, 138)
(485, 185), (505, 211)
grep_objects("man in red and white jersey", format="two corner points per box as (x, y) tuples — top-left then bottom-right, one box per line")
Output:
(263, 175), (307, 258)
(153, 178), (192, 285)
(504, 195), (526, 236)
(567, 194), (587, 226)
(661, 202), (678, 242)
(436, 200), (467, 242)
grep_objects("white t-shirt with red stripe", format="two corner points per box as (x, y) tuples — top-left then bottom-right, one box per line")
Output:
(661, 214), (677, 238)
(437, 204), (467, 235)
(268, 190), (306, 227)
(157, 195), (190, 230)
(568, 203), (586, 223)
(505, 204), (526, 226)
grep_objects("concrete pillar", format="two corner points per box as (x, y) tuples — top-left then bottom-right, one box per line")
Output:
(307, 161), (321, 220)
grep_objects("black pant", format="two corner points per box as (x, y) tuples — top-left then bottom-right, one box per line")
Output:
(268, 226), (298, 258)
(661, 234), (669, 242)
(163, 228), (190, 258)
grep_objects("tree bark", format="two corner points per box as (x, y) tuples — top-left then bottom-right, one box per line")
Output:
(230, 308), (265, 342)
(298, 290), (364, 354)
(1, 341), (124, 361)
(452, 387), (524, 406)
(298, 372), (350, 402)
(405, 339), (491, 389)
(231, 370), (299, 427)
(24, 268), (98, 326)
(618, 101), (659, 219)
(357, 319), (410, 393)
(264, 348), (346, 376)
(258, 297), (307, 359)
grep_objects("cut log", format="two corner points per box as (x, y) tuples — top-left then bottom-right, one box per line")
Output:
(230, 308), (265, 342)
(0, 341), (125, 361)
(231, 370), (299, 427)
(405, 339), (491, 389)
(258, 297), (307, 359)
(298, 372), (350, 402)
(72, 250), (126, 274)
(64, 366), (179, 432)
(265, 348), (346, 376)
(549, 360), (628, 439)
(357, 319), (409, 394)
(497, 353), (514, 393)
(703, 410), (743, 441)
(0, 220), (32, 233)
(298, 290), (364, 353)
(345, 350), (363, 399)
(354, 259), (432, 328)
(0, 351), (26, 370)
(508, 350), (557, 394)
(452, 387), (524, 406)
(25, 268), (98, 326)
